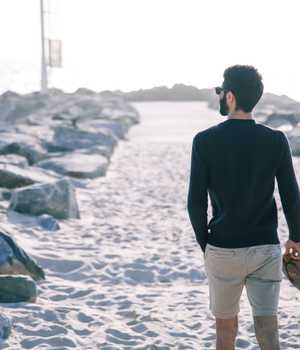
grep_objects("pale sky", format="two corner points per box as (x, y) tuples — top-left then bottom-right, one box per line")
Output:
(0, 0), (300, 100)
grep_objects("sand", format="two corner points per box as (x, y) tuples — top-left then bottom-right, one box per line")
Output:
(0, 101), (299, 349)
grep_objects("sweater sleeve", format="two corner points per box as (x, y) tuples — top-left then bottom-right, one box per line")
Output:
(187, 134), (209, 253)
(276, 131), (300, 242)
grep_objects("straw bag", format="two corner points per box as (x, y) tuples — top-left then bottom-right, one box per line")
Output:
(282, 254), (300, 290)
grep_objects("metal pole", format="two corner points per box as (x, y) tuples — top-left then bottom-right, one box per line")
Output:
(40, 0), (48, 92)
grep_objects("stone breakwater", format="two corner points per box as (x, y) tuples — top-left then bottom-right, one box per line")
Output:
(0, 88), (140, 221)
(0, 88), (140, 344)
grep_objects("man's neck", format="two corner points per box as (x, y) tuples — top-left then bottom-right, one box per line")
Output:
(227, 111), (253, 120)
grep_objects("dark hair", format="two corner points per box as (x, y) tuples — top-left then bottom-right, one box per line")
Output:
(222, 65), (264, 112)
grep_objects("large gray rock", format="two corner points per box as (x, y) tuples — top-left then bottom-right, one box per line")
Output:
(0, 189), (11, 201)
(9, 178), (80, 219)
(101, 105), (140, 126)
(0, 131), (48, 164)
(0, 275), (37, 302)
(0, 91), (46, 124)
(36, 152), (109, 179)
(0, 154), (28, 167)
(75, 87), (96, 95)
(286, 128), (300, 156)
(37, 214), (60, 231)
(77, 119), (129, 140)
(0, 314), (12, 341)
(45, 125), (118, 153)
(0, 228), (45, 281)
(264, 113), (300, 129)
(0, 164), (60, 189)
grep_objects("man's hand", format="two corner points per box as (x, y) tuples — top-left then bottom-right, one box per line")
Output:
(284, 240), (300, 260)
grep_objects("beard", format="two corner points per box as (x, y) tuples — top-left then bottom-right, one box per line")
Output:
(219, 94), (229, 116)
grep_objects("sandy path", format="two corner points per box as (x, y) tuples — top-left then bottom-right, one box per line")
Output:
(0, 102), (299, 349)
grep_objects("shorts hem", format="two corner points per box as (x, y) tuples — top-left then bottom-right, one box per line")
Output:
(211, 310), (239, 319)
(252, 311), (278, 317)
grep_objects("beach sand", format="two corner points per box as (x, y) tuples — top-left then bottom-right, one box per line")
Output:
(0, 101), (299, 349)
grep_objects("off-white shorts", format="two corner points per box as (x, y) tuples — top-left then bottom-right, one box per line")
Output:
(204, 243), (282, 319)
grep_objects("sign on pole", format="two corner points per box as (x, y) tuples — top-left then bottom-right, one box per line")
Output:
(48, 39), (62, 67)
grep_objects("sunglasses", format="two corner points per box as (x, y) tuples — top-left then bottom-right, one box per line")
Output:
(215, 86), (228, 95)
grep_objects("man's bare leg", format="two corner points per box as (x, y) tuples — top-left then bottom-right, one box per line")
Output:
(216, 315), (238, 350)
(253, 315), (280, 350)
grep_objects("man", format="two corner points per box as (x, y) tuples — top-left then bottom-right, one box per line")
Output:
(187, 64), (300, 350)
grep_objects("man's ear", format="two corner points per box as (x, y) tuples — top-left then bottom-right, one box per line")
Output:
(226, 91), (236, 111)
(226, 91), (235, 103)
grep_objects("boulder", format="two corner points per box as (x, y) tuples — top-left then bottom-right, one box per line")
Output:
(77, 119), (129, 140)
(0, 92), (45, 124)
(0, 189), (11, 201)
(0, 228), (45, 281)
(0, 131), (48, 164)
(36, 152), (109, 179)
(9, 178), (80, 219)
(264, 113), (300, 129)
(76, 145), (113, 159)
(0, 314), (12, 341)
(44, 125), (118, 153)
(0, 164), (60, 189)
(0, 275), (37, 302)
(0, 154), (28, 167)
(37, 214), (60, 231)
(286, 128), (300, 156)
(102, 107), (140, 126)
(74, 87), (96, 95)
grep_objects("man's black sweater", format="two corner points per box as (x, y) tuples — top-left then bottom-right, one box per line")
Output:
(187, 118), (300, 253)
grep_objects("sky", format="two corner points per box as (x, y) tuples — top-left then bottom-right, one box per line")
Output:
(0, 0), (300, 100)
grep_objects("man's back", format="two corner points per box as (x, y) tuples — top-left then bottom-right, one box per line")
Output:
(187, 118), (300, 251)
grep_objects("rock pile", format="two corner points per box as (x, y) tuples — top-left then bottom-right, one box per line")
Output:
(0, 89), (139, 344)
(0, 89), (140, 221)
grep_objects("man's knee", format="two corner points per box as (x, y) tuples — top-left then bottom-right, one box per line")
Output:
(254, 314), (278, 332)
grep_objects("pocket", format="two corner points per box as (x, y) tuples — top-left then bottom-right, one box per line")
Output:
(256, 245), (281, 257)
(270, 246), (282, 257)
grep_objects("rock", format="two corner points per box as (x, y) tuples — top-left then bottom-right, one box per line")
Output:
(0, 189), (11, 201)
(74, 87), (96, 95)
(0, 164), (60, 189)
(76, 145), (113, 159)
(0, 314), (12, 341)
(45, 126), (118, 154)
(9, 178), (80, 219)
(286, 128), (300, 156)
(16, 124), (55, 147)
(70, 98), (103, 119)
(0, 131), (47, 164)
(0, 275), (37, 302)
(0, 228), (45, 281)
(36, 152), (109, 179)
(77, 119), (129, 140)
(0, 154), (28, 167)
(51, 112), (70, 121)
(101, 104), (140, 126)
(0, 91), (46, 124)
(47, 87), (64, 95)
(37, 214), (60, 231)
(264, 113), (300, 128)
(1, 90), (19, 99)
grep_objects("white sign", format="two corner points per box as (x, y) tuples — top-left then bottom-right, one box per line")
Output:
(48, 39), (62, 67)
